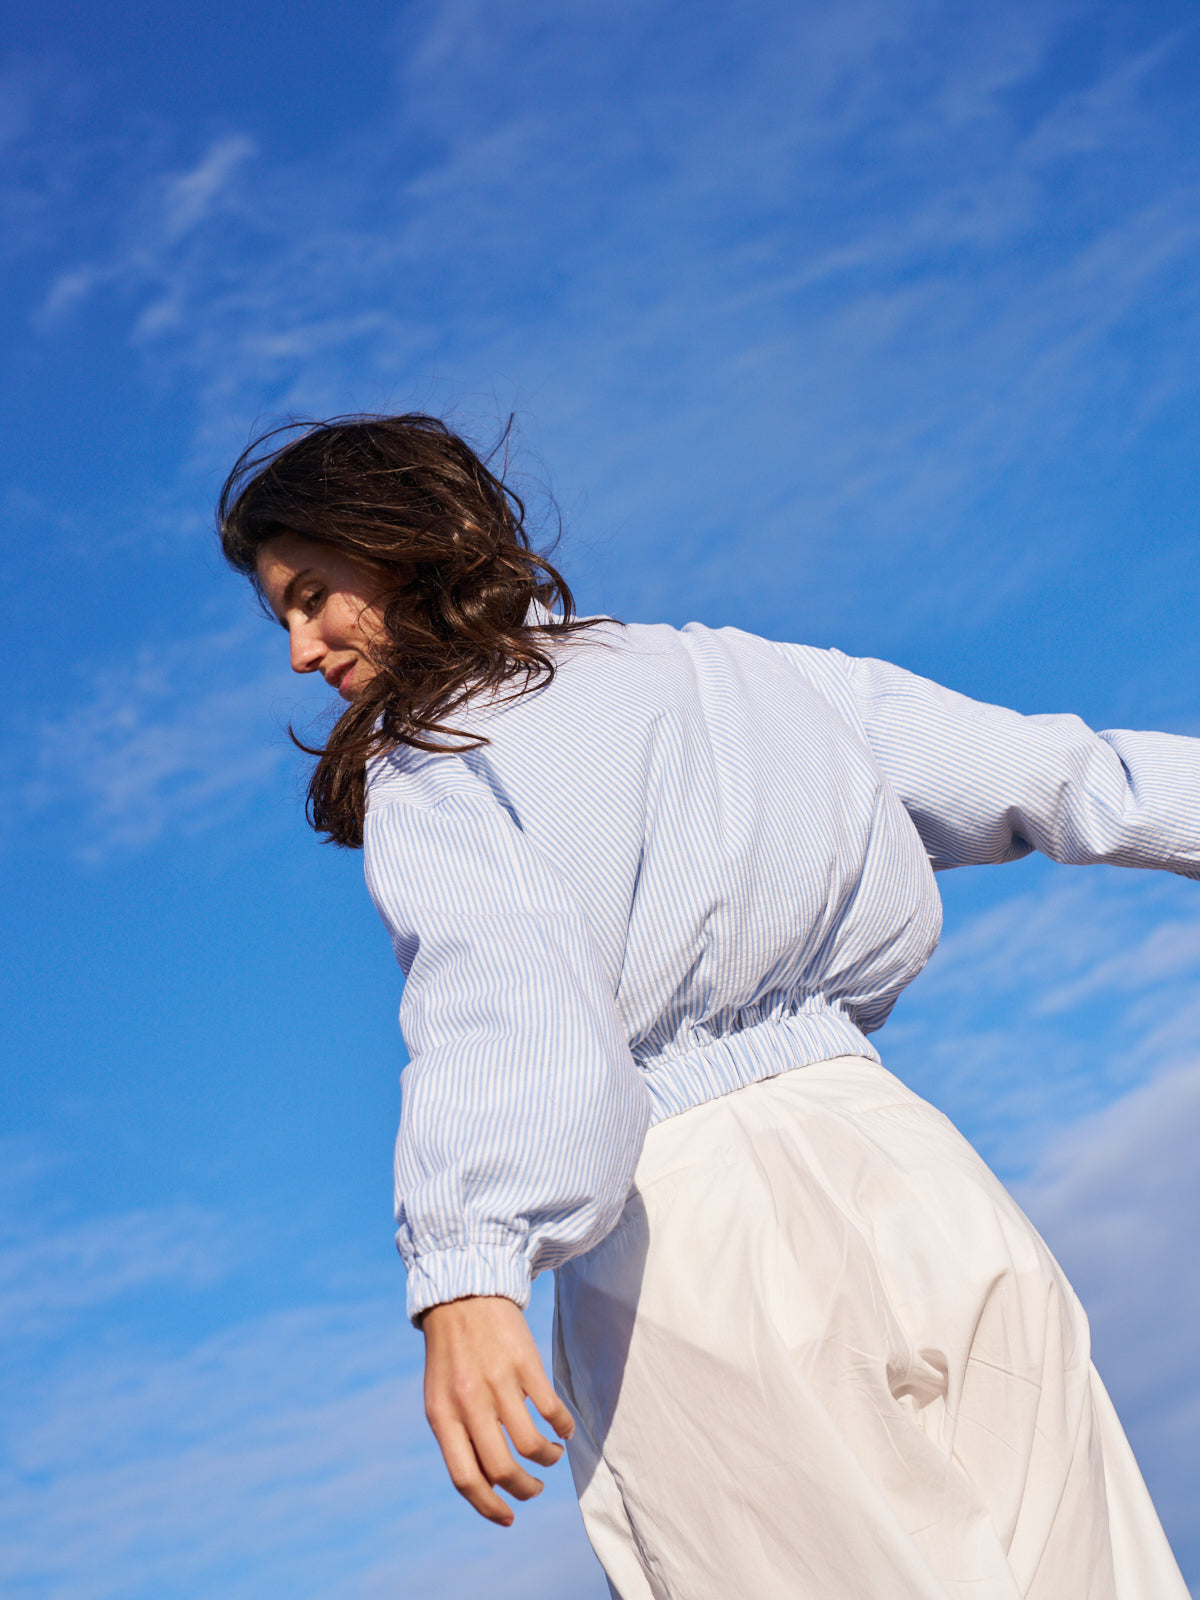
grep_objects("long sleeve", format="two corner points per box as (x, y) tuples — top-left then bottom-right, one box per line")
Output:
(835, 652), (1200, 878)
(363, 777), (653, 1324)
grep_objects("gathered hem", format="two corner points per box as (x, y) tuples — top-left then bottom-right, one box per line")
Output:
(635, 1007), (879, 1126)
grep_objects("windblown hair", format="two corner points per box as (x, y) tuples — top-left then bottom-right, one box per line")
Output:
(218, 413), (604, 848)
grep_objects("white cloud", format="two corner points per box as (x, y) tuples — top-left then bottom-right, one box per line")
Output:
(908, 871), (1200, 1018)
(1021, 23), (1186, 164)
(1017, 1059), (1200, 1573)
(862, 860), (1200, 1571)
(0, 1270), (607, 1600)
(160, 135), (255, 245)
(0, 1205), (226, 1340)
(4, 1), (1194, 759)
(25, 0), (1200, 554)
(39, 262), (99, 319)
(882, 866), (1200, 1175)
(4, 5), (1197, 1591)
(22, 129), (259, 340)
(1, 1063), (1191, 1598)
(0, 1161), (603, 1600)
(877, 861), (1200, 1571)
(20, 620), (328, 860)
(14, 0), (1194, 869)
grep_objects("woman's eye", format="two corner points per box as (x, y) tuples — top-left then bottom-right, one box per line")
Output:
(302, 588), (326, 617)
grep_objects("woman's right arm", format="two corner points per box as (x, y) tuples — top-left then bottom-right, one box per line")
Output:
(420, 1293), (575, 1526)
(364, 781), (652, 1326)
(364, 774), (650, 1518)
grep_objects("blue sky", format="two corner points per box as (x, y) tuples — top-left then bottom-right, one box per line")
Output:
(2, 1), (1198, 1594)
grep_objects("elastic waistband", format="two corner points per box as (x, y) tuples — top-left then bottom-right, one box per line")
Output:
(635, 1006), (879, 1126)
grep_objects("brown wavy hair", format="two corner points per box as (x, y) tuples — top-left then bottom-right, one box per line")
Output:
(218, 413), (605, 848)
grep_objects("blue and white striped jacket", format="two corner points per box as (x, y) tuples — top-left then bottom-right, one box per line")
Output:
(363, 619), (1200, 1321)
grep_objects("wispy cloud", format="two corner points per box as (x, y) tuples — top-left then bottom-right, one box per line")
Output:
(17, 620), (328, 860)
(6, 0), (1197, 863)
(1, 1028), (1192, 1598)
(877, 858), (1200, 1568)
(3, 5), (1196, 1593)
(0, 1205), (226, 1341)
(22, 0), (1200, 612)
(32, 127), (256, 319)
(0, 1168), (594, 1600)
(879, 860), (1200, 1570)
(0, 1263), (605, 1600)
(884, 865), (1200, 1173)
(1017, 1059), (1200, 1575)
(160, 135), (256, 246)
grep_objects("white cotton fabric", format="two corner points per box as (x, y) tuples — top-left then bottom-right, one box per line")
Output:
(553, 1057), (1190, 1600)
(362, 617), (1200, 1321)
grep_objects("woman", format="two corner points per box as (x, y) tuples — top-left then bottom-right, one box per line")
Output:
(220, 412), (1193, 1600)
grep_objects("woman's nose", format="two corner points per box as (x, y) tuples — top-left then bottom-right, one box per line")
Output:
(289, 624), (325, 674)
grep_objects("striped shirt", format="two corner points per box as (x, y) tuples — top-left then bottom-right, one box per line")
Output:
(363, 619), (1200, 1321)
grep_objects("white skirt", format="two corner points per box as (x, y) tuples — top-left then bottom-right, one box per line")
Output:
(552, 1057), (1188, 1600)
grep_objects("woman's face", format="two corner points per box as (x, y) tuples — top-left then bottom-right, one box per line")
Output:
(256, 531), (389, 701)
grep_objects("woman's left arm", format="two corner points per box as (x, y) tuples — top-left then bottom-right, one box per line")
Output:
(833, 651), (1200, 877)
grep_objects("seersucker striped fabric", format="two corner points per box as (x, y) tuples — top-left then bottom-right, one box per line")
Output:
(362, 618), (1200, 1321)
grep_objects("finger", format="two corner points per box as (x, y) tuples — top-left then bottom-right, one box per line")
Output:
(498, 1393), (568, 1468)
(470, 1413), (548, 1502)
(520, 1361), (576, 1440)
(432, 1418), (517, 1526)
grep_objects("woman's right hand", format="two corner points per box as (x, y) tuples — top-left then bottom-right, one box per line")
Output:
(420, 1294), (575, 1525)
